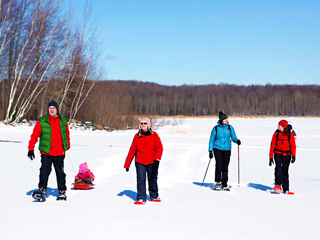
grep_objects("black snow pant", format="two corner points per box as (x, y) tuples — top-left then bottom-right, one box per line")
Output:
(38, 154), (66, 191)
(135, 161), (159, 201)
(213, 149), (231, 188)
(274, 153), (291, 192)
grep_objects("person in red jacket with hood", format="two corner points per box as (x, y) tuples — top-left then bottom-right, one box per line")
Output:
(269, 119), (296, 194)
(124, 117), (163, 204)
(28, 100), (70, 200)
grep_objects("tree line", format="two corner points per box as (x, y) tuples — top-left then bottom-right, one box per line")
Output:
(76, 81), (320, 129)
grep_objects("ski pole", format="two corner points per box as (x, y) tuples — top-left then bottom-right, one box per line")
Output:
(238, 145), (240, 187)
(201, 158), (212, 186)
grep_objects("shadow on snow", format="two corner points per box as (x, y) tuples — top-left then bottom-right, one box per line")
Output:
(117, 190), (151, 201)
(247, 182), (272, 192)
(193, 182), (214, 190)
(26, 187), (59, 197)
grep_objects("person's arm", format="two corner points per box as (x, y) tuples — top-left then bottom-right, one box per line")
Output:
(66, 123), (70, 150)
(208, 127), (216, 152)
(230, 125), (239, 144)
(154, 132), (163, 160)
(289, 132), (296, 157)
(269, 132), (277, 159)
(124, 134), (138, 168)
(28, 120), (42, 151)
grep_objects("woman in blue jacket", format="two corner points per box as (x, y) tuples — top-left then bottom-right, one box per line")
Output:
(208, 111), (241, 190)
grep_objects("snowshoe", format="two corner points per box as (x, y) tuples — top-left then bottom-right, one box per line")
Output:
(151, 197), (161, 202)
(270, 185), (283, 194)
(56, 190), (67, 201)
(273, 185), (282, 191)
(223, 186), (231, 191)
(284, 191), (295, 195)
(214, 182), (222, 191)
(134, 199), (145, 205)
(32, 190), (46, 202)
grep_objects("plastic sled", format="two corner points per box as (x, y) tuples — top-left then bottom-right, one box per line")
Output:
(72, 182), (95, 190)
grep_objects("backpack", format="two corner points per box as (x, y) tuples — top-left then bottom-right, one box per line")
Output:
(275, 129), (291, 155)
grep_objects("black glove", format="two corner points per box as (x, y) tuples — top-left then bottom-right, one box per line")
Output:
(269, 158), (274, 166)
(291, 156), (296, 163)
(83, 178), (92, 184)
(209, 151), (213, 159)
(126, 168), (129, 172)
(28, 150), (35, 160)
(237, 140), (241, 145)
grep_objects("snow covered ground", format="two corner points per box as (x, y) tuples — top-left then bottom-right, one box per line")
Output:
(1, 117), (319, 240)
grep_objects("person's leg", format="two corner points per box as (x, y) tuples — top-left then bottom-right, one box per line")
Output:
(38, 154), (53, 191)
(213, 149), (223, 183)
(221, 151), (231, 188)
(274, 153), (283, 186)
(52, 155), (67, 191)
(135, 162), (147, 201)
(282, 155), (291, 192)
(148, 161), (159, 200)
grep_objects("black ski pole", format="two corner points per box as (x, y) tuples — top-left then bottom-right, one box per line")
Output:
(201, 158), (212, 186)
(238, 145), (240, 187)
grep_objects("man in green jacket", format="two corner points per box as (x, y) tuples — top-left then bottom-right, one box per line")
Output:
(28, 100), (70, 201)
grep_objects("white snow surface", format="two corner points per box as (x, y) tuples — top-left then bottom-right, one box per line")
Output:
(1, 117), (320, 240)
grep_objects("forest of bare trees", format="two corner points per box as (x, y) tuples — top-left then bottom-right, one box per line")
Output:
(74, 81), (320, 129)
(0, 0), (102, 124)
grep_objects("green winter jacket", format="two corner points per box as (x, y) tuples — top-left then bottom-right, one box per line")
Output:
(38, 114), (69, 153)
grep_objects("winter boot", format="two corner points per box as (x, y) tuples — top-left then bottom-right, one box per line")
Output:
(39, 187), (47, 196)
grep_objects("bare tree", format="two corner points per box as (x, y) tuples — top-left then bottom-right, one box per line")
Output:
(3, 0), (69, 123)
(57, 1), (102, 120)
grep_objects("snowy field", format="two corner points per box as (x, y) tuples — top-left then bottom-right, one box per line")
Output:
(1, 117), (320, 240)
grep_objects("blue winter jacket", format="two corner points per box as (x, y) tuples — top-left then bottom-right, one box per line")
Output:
(208, 121), (239, 151)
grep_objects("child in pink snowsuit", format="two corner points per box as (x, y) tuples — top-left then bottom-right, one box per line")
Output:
(75, 162), (95, 184)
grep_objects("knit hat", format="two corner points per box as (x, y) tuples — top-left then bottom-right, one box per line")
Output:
(79, 162), (88, 173)
(140, 117), (151, 129)
(278, 119), (288, 128)
(219, 111), (228, 122)
(48, 100), (59, 113)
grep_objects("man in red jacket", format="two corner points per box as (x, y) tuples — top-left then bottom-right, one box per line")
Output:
(124, 117), (163, 204)
(28, 100), (70, 201)
(269, 119), (296, 194)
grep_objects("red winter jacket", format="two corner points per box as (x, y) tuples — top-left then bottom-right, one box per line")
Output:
(124, 130), (163, 168)
(28, 115), (70, 156)
(269, 130), (296, 158)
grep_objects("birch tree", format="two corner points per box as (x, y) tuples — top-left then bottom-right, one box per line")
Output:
(1, 0), (68, 123)
(56, 1), (102, 120)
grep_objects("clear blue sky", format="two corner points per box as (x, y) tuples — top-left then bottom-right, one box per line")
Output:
(66, 0), (320, 86)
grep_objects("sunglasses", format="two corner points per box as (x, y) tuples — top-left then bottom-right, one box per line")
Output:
(140, 122), (148, 125)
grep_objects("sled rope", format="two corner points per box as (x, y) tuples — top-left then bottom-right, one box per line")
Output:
(67, 152), (76, 175)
